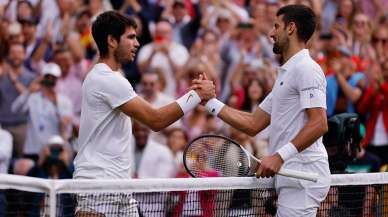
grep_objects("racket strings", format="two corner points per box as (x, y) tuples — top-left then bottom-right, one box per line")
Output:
(185, 137), (251, 177)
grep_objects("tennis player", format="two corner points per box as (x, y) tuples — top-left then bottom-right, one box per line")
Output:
(200, 5), (330, 217)
(73, 11), (215, 217)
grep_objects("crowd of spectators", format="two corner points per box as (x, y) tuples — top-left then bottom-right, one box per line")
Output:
(0, 0), (388, 185)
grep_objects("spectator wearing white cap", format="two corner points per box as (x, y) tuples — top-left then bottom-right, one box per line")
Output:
(11, 62), (73, 162)
(25, 134), (74, 216)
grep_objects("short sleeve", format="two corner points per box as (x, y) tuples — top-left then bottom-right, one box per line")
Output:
(99, 73), (138, 109)
(259, 91), (273, 115)
(296, 65), (327, 109)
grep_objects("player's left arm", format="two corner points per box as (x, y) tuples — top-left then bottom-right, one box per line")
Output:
(290, 107), (328, 152)
(291, 65), (328, 152)
(257, 108), (327, 178)
(257, 65), (328, 178)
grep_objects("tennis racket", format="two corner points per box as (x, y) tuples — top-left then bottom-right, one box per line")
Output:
(183, 135), (319, 182)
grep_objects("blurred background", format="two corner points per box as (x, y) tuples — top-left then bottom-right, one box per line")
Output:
(0, 0), (388, 184)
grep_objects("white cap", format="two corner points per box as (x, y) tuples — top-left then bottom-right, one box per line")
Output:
(42, 63), (61, 77)
(47, 135), (65, 145)
(217, 9), (231, 20)
(8, 22), (22, 35)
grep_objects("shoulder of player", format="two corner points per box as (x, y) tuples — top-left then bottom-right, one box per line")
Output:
(87, 68), (129, 84)
(293, 58), (324, 77)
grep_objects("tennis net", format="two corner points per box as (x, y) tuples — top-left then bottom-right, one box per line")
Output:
(0, 173), (387, 216)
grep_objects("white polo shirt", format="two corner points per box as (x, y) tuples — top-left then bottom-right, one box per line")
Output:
(74, 63), (137, 179)
(259, 49), (328, 162)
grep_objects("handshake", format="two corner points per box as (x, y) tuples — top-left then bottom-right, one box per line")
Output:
(176, 72), (225, 117)
(190, 73), (216, 104)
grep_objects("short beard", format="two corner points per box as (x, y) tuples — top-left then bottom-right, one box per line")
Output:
(272, 42), (282, 54)
(272, 37), (289, 56)
(114, 47), (131, 65)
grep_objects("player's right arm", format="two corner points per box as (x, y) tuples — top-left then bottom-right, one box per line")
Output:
(119, 96), (184, 132)
(119, 78), (215, 132)
(192, 75), (271, 136)
(217, 106), (270, 137)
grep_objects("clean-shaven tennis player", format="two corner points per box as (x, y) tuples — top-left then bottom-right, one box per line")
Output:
(199, 5), (330, 217)
(74, 11), (215, 217)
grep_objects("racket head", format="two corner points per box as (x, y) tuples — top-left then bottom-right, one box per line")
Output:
(183, 135), (252, 178)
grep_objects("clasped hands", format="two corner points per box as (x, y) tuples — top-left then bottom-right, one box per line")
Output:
(190, 73), (216, 103)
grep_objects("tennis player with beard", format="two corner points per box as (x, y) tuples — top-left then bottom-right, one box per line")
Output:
(200, 5), (330, 217)
(74, 11), (215, 217)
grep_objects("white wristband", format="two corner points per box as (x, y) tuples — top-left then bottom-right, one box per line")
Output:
(176, 90), (201, 114)
(205, 98), (225, 116)
(277, 142), (298, 162)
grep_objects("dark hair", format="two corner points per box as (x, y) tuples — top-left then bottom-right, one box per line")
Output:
(241, 78), (265, 112)
(92, 11), (137, 57)
(276, 4), (316, 42)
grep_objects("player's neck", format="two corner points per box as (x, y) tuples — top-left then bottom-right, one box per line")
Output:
(282, 41), (306, 63)
(98, 57), (121, 71)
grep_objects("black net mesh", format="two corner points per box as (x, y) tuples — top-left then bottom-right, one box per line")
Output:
(1, 177), (388, 217)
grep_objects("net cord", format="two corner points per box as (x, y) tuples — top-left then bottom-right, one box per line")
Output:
(1, 173), (388, 194)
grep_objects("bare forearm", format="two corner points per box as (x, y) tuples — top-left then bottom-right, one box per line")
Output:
(126, 100), (183, 132)
(150, 103), (184, 131)
(291, 112), (328, 152)
(218, 106), (266, 137)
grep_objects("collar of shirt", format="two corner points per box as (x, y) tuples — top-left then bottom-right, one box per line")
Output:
(94, 63), (125, 76)
(279, 49), (310, 74)
(94, 63), (113, 72)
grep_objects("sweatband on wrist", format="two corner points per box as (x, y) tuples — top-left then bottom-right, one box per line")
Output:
(205, 98), (225, 116)
(176, 90), (201, 114)
(277, 142), (298, 162)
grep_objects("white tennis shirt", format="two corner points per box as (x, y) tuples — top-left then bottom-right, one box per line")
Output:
(259, 49), (328, 162)
(74, 63), (137, 179)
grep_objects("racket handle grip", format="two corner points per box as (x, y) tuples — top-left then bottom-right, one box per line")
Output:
(278, 168), (319, 182)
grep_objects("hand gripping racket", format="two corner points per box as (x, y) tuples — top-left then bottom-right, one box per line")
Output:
(183, 135), (318, 182)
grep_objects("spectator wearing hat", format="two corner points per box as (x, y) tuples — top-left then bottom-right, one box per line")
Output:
(28, 135), (73, 179)
(6, 22), (24, 44)
(0, 43), (35, 158)
(11, 63), (73, 162)
(26, 135), (74, 217)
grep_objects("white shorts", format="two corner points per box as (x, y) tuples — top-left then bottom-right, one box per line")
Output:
(275, 158), (331, 217)
(76, 193), (139, 217)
